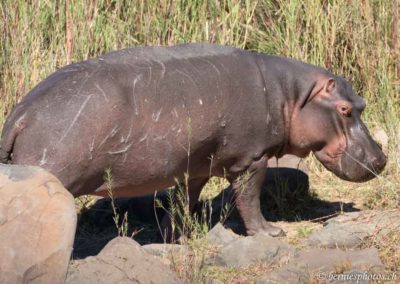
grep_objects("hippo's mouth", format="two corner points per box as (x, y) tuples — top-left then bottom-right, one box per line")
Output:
(313, 135), (347, 167)
(313, 131), (386, 182)
(314, 148), (345, 166)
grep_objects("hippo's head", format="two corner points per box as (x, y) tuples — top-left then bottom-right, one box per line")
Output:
(289, 75), (386, 182)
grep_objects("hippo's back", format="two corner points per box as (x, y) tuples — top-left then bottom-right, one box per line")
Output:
(0, 44), (265, 196)
(98, 43), (239, 64)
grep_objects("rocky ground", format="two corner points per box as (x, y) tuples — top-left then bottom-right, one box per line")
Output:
(67, 163), (400, 284)
(1, 162), (397, 283)
(68, 205), (399, 283)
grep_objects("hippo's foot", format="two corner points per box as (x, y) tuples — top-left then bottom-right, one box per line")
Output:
(246, 220), (286, 237)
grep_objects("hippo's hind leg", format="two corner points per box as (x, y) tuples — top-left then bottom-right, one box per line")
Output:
(160, 177), (209, 242)
(231, 168), (285, 237)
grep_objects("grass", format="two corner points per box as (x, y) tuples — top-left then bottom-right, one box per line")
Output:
(1, 0), (400, 282)
(104, 168), (133, 237)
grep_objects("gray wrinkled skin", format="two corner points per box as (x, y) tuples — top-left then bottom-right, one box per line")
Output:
(0, 44), (386, 237)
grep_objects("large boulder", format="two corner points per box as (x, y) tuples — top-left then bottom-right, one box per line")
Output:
(67, 237), (183, 284)
(0, 164), (77, 284)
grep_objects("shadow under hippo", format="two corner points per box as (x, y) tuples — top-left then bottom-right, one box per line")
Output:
(73, 155), (359, 259)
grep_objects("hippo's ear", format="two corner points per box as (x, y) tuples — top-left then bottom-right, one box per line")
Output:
(305, 78), (336, 105)
(324, 78), (336, 94)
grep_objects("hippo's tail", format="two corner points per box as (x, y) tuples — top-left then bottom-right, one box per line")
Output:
(0, 126), (18, 163)
(0, 112), (26, 164)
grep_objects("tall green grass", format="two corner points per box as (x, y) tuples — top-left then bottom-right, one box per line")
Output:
(1, 0), (399, 175)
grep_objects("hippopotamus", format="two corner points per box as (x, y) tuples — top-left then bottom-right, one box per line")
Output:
(0, 44), (386, 237)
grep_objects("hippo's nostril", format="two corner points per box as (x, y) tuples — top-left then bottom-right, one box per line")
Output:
(372, 155), (387, 172)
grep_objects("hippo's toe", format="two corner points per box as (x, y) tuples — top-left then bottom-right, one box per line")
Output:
(246, 222), (286, 237)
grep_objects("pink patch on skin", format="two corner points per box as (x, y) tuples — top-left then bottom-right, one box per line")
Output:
(315, 135), (347, 165)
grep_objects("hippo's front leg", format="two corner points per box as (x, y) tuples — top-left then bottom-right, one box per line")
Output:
(232, 167), (285, 237)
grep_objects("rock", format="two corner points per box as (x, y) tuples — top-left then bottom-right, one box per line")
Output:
(142, 243), (186, 266)
(0, 164), (77, 284)
(296, 248), (383, 272)
(205, 223), (239, 247)
(67, 237), (183, 284)
(208, 232), (294, 268)
(142, 225), (239, 268)
(372, 127), (389, 153)
(306, 210), (400, 249)
(142, 243), (185, 258)
(306, 221), (373, 249)
(256, 265), (310, 284)
(256, 248), (383, 284)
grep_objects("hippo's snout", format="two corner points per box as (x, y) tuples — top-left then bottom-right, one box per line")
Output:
(322, 136), (387, 183)
(344, 153), (386, 182)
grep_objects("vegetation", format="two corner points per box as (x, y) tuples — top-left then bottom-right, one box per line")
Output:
(1, 0), (399, 281)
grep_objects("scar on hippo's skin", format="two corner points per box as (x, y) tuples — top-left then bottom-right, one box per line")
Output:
(266, 113), (271, 125)
(110, 126), (119, 137)
(89, 138), (95, 160)
(199, 58), (221, 76)
(14, 113), (27, 129)
(108, 143), (132, 155)
(132, 74), (143, 116)
(153, 134), (167, 141)
(94, 83), (109, 102)
(153, 59), (166, 78)
(172, 108), (179, 118)
(57, 94), (93, 145)
(98, 126), (119, 148)
(39, 149), (47, 166)
(173, 69), (198, 87)
(120, 128), (132, 143)
(139, 133), (148, 143)
(176, 128), (182, 135)
(152, 108), (162, 122)
(271, 126), (279, 136)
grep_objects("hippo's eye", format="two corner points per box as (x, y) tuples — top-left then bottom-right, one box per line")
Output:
(336, 101), (352, 117)
(340, 106), (352, 117)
